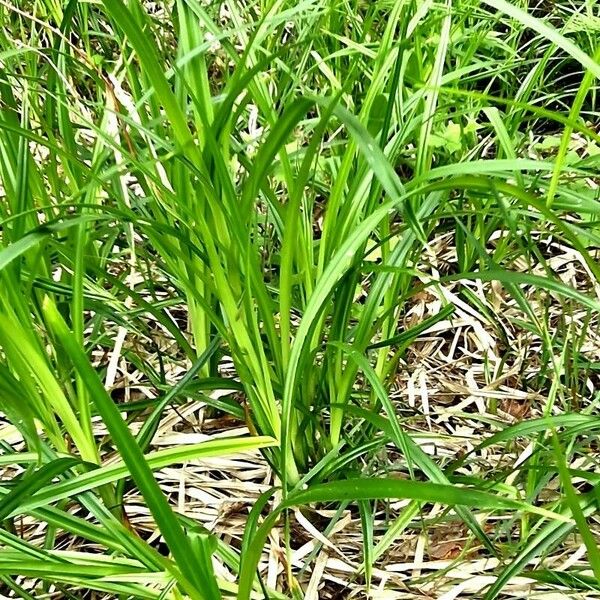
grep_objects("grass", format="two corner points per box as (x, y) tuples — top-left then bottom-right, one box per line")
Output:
(0, 0), (599, 597)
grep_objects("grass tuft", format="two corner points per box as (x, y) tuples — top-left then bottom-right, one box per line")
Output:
(0, 0), (598, 597)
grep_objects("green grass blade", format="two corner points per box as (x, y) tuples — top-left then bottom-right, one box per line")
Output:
(13, 437), (276, 515)
(239, 478), (570, 599)
(41, 296), (217, 600)
(0, 458), (79, 521)
(482, 0), (600, 79)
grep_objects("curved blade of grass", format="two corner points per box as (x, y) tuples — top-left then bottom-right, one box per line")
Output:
(283, 479), (567, 516)
(546, 45), (600, 207)
(483, 492), (597, 599)
(241, 487), (277, 558)
(239, 478), (569, 599)
(135, 335), (222, 453)
(358, 500), (373, 592)
(238, 487), (276, 598)
(331, 341), (495, 553)
(0, 217), (100, 272)
(473, 414), (598, 452)
(238, 478), (572, 600)
(551, 433), (600, 581)
(0, 558), (145, 578)
(8, 437), (275, 515)
(41, 296), (216, 600)
(482, 0), (600, 79)
(0, 457), (79, 521)
(99, 0), (199, 161)
(366, 304), (455, 350)
(445, 270), (600, 312)
(524, 569), (600, 592)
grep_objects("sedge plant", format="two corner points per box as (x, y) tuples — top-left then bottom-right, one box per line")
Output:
(0, 0), (598, 597)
